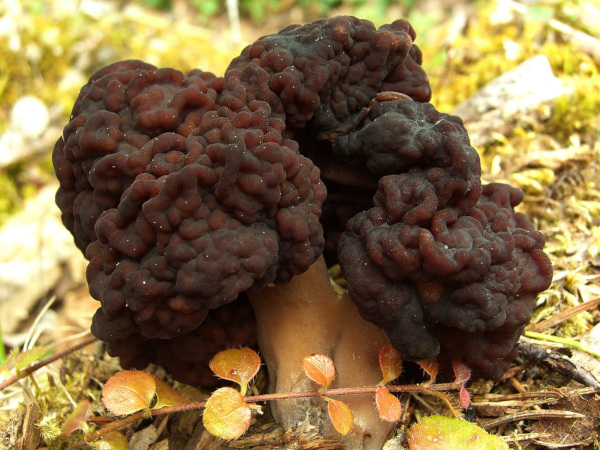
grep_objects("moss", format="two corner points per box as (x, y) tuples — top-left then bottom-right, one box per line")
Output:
(418, 1), (600, 340)
(0, 4), (245, 225)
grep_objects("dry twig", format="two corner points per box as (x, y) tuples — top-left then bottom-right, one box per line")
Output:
(527, 297), (600, 333)
(518, 343), (600, 387)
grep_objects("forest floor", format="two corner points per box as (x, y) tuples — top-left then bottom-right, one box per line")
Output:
(0, 0), (599, 448)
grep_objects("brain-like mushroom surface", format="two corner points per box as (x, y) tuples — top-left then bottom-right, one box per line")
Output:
(334, 99), (552, 379)
(53, 16), (551, 443)
(53, 16), (435, 383)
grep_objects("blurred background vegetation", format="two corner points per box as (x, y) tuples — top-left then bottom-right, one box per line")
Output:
(0, 0), (599, 446)
(1, 0), (598, 222)
(1, 0), (599, 354)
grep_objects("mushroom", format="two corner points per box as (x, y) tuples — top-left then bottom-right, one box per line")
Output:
(53, 16), (552, 449)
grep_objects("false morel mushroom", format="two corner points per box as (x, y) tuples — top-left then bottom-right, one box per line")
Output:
(53, 16), (552, 448)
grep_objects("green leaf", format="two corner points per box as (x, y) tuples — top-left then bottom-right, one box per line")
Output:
(7, 346), (49, 371)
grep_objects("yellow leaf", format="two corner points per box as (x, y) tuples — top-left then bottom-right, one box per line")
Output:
(375, 387), (402, 422)
(302, 354), (335, 389)
(209, 348), (261, 396)
(324, 397), (354, 435)
(93, 431), (129, 450)
(152, 376), (188, 409)
(101, 370), (156, 416)
(203, 387), (251, 440)
(379, 345), (403, 385)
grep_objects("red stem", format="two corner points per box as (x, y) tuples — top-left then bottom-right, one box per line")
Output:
(83, 382), (461, 443)
(0, 336), (98, 391)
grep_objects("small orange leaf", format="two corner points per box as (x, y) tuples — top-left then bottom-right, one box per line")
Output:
(459, 385), (471, 409)
(417, 359), (438, 384)
(324, 397), (354, 435)
(102, 370), (156, 416)
(302, 354), (335, 389)
(379, 345), (403, 385)
(451, 359), (471, 384)
(209, 348), (261, 396)
(93, 431), (129, 450)
(375, 387), (402, 422)
(62, 399), (90, 436)
(203, 387), (251, 440)
(151, 376), (188, 409)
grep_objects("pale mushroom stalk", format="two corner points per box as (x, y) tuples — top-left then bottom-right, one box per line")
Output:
(248, 256), (393, 449)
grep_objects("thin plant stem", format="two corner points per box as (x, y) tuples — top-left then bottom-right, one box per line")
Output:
(24, 295), (57, 351)
(83, 382), (461, 444)
(524, 330), (600, 358)
(0, 320), (5, 365)
(0, 335), (98, 391)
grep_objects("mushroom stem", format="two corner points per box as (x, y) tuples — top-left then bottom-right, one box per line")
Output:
(248, 256), (393, 449)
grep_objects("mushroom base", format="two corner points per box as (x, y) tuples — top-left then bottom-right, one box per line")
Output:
(249, 256), (393, 449)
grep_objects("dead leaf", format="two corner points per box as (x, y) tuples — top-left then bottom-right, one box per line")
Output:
(571, 322), (600, 384)
(93, 431), (129, 450)
(532, 393), (600, 447)
(129, 424), (158, 449)
(62, 399), (89, 436)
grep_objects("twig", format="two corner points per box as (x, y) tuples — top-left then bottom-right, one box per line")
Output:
(482, 409), (586, 430)
(244, 382), (461, 402)
(518, 342), (600, 387)
(527, 297), (600, 332)
(524, 331), (600, 359)
(83, 382), (462, 443)
(0, 336), (98, 391)
(500, 432), (551, 443)
(476, 385), (600, 402)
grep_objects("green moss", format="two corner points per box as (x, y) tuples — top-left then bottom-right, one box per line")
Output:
(545, 75), (600, 142)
